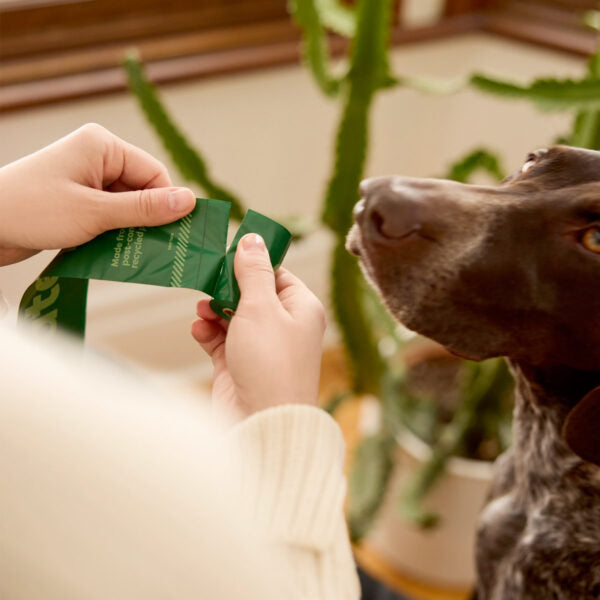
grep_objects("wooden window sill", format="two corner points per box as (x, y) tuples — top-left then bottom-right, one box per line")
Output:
(0, 4), (596, 113)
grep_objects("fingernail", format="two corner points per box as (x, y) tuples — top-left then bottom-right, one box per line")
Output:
(241, 233), (266, 253)
(168, 188), (194, 211)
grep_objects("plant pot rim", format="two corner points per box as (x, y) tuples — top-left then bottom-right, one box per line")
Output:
(396, 426), (495, 481)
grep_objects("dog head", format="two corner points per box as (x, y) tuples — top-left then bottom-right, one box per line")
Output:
(347, 145), (600, 370)
(348, 145), (600, 464)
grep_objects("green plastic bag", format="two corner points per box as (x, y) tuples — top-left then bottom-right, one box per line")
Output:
(19, 198), (291, 339)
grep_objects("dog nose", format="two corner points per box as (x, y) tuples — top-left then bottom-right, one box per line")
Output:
(365, 194), (423, 241)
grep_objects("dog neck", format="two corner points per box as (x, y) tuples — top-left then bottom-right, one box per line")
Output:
(506, 360), (600, 499)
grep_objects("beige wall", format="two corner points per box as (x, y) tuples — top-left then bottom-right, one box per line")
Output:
(0, 33), (584, 387)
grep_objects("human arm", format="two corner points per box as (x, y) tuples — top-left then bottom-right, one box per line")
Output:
(191, 235), (360, 599)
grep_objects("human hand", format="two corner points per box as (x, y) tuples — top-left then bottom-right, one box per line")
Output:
(0, 123), (195, 266)
(191, 234), (326, 422)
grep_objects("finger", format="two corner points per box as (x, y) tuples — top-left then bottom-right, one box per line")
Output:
(191, 319), (226, 359)
(274, 267), (326, 330)
(275, 267), (318, 313)
(105, 180), (133, 193)
(275, 267), (309, 296)
(196, 299), (230, 331)
(95, 186), (196, 230)
(234, 234), (277, 308)
(103, 133), (173, 191)
(196, 298), (220, 320)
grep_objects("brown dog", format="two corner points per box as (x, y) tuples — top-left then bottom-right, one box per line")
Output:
(347, 146), (600, 599)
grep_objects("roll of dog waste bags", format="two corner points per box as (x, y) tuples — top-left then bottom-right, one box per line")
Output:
(19, 198), (292, 340)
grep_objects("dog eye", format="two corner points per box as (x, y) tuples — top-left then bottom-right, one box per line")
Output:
(581, 226), (600, 254)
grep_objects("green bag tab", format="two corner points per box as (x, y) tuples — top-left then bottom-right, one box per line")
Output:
(19, 198), (291, 339)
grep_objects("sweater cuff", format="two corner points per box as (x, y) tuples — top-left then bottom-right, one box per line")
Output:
(229, 405), (346, 551)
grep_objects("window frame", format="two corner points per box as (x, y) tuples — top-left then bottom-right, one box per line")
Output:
(0, 0), (596, 112)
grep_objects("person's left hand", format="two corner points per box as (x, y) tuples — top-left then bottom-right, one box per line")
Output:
(0, 123), (196, 267)
(191, 234), (326, 423)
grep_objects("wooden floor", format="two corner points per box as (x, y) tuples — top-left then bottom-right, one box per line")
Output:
(354, 544), (470, 600)
(319, 349), (471, 600)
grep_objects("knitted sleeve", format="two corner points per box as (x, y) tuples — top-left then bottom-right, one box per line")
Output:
(229, 405), (361, 600)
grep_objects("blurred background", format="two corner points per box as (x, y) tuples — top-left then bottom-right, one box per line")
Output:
(1, 1), (597, 598)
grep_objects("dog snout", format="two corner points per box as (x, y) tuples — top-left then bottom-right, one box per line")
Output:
(362, 188), (427, 243)
(353, 199), (366, 223)
(355, 176), (452, 247)
(359, 177), (378, 198)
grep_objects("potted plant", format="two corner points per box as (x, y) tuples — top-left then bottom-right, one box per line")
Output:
(348, 339), (514, 587)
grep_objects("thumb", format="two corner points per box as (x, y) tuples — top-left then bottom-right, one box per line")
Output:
(98, 187), (195, 230)
(234, 234), (277, 306)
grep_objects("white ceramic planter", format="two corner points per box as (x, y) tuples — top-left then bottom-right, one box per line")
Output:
(366, 427), (493, 589)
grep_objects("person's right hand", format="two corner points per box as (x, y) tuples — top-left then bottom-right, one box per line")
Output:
(191, 234), (326, 423)
(0, 123), (195, 267)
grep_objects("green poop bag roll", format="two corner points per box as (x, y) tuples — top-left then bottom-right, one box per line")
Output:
(209, 210), (292, 319)
(19, 198), (291, 339)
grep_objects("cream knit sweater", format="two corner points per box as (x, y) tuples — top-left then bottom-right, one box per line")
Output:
(0, 324), (360, 599)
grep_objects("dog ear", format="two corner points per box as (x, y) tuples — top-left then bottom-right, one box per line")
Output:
(563, 387), (600, 466)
